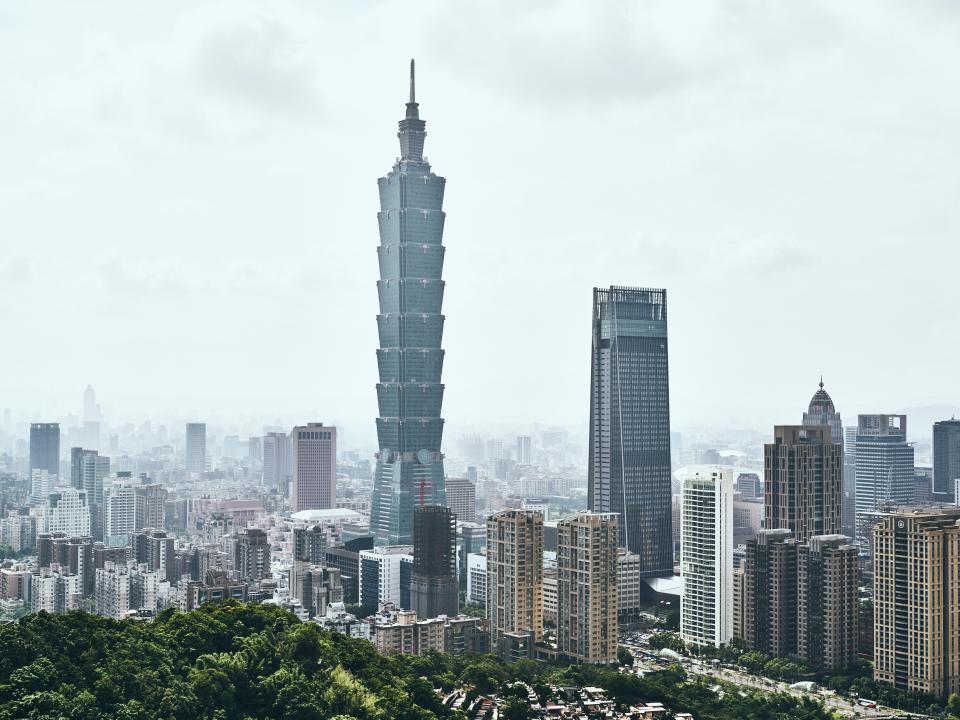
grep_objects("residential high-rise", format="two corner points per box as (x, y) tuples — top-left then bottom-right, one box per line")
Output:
(802, 378), (843, 444)
(797, 534), (859, 672)
(104, 484), (137, 543)
(185, 423), (206, 476)
(134, 484), (167, 531)
(30, 423), (60, 479)
(588, 286), (672, 576)
(234, 528), (271, 582)
(130, 529), (176, 582)
(293, 525), (327, 564)
(680, 467), (733, 648)
(744, 529), (798, 658)
(873, 507), (960, 697)
(557, 512), (618, 664)
(44, 488), (92, 537)
(371, 61), (448, 546)
(445, 477), (476, 523)
(486, 510), (543, 657)
(262, 432), (293, 496)
(410, 505), (458, 619)
(933, 419), (960, 501)
(764, 426), (842, 543)
(516, 435), (532, 466)
(291, 423), (337, 512)
(855, 415), (914, 545)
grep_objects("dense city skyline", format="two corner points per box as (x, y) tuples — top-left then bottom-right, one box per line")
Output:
(5, 4), (960, 718)
(3, 2), (960, 433)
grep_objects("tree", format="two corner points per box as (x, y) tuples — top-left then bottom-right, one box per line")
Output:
(501, 697), (530, 720)
(617, 647), (635, 667)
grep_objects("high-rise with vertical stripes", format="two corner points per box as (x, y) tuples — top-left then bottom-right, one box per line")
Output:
(588, 286), (673, 576)
(371, 60), (447, 545)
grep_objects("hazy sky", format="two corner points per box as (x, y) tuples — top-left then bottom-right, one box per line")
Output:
(2, 1), (958, 443)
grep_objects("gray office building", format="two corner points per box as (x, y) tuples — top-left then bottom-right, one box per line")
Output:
(588, 286), (673, 576)
(370, 60), (447, 545)
(185, 423), (206, 476)
(855, 414), (914, 546)
(262, 431), (293, 496)
(933, 419), (960, 501)
(30, 423), (60, 479)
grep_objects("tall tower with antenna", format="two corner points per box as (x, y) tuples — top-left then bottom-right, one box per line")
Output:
(370, 60), (448, 546)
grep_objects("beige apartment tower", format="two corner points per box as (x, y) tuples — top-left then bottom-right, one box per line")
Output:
(557, 512), (619, 664)
(764, 425), (843, 543)
(486, 510), (544, 651)
(874, 508), (960, 697)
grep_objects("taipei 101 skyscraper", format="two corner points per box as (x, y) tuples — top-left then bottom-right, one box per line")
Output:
(370, 60), (447, 546)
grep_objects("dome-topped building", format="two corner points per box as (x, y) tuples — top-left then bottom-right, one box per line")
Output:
(803, 377), (843, 444)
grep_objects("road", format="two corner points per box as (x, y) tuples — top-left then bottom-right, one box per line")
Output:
(618, 641), (924, 719)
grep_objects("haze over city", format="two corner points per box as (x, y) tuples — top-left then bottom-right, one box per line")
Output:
(3, 1), (959, 441)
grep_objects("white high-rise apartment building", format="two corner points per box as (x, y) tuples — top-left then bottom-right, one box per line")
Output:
(516, 435), (532, 465)
(104, 484), (137, 542)
(44, 488), (91, 537)
(291, 424), (337, 512)
(680, 466), (733, 648)
(262, 432), (293, 496)
(96, 561), (130, 619)
(467, 552), (486, 606)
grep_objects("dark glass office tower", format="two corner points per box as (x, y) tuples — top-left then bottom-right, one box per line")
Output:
(30, 423), (60, 479)
(588, 286), (673, 576)
(371, 60), (447, 545)
(933, 419), (960, 500)
(410, 505), (458, 618)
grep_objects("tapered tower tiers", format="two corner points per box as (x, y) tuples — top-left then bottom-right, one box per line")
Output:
(371, 60), (448, 546)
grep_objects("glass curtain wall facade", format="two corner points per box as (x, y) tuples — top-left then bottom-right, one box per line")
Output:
(588, 286), (673, 576)
(371, 60), (447, 545)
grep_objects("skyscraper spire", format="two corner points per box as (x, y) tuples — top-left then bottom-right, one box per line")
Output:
(409, 58), (416, 104)
(398, 59), (425, 160)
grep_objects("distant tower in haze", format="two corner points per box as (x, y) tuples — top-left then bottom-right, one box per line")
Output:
(30, 423), (60, 479)
(516, 435), (532, 465)
(262, 432), (293, 496)
(291, 423), (336, 512)
(370, 60), (447, 545)
(185, 423), (206, 476)
(410, 505), (458, 619)
(588, 286), (673, 576)
(83, 385), (100, 423)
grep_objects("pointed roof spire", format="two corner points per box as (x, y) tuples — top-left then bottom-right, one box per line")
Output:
(409, 58), (416, 104)
(819, 375), (824, 390)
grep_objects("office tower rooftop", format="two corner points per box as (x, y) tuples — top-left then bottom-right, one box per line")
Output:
(588, 286), (672, 576)
(855, 414), (914, 545)
(371, 60), (448, 545)
(803, 378), (843, 445)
